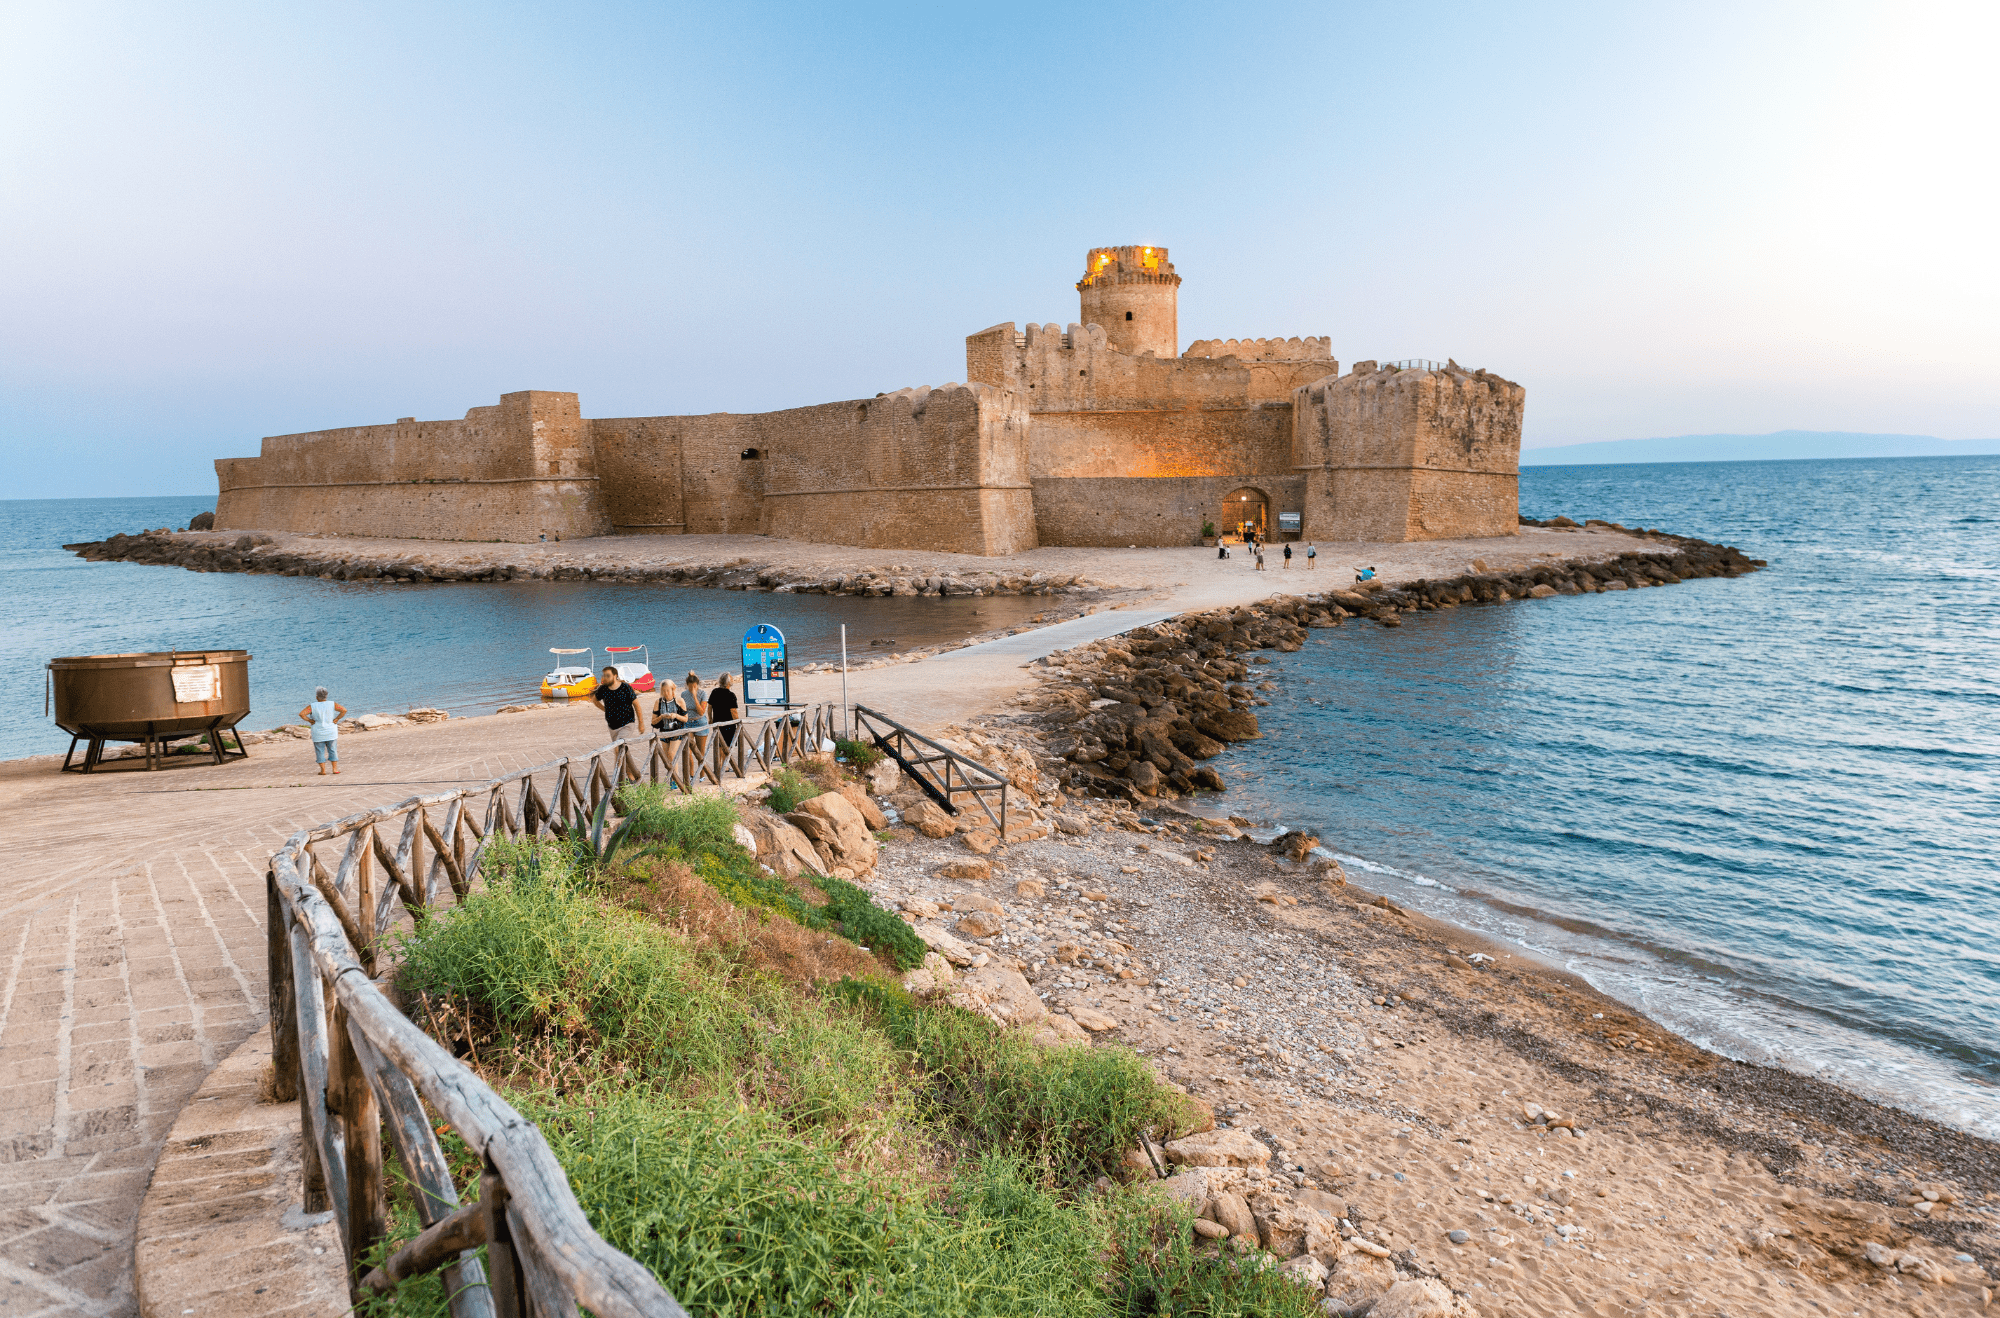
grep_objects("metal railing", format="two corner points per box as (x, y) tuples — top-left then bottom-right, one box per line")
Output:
(265, 704), (841, 1316)
(853, 705), (1009, 836)
(1385, 359), (1450, 372)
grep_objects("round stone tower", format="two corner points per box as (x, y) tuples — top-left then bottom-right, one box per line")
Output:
(1077, 245), (1181, 358)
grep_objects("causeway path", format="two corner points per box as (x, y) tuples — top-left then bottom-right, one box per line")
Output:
(0, 527), (1648, 1315)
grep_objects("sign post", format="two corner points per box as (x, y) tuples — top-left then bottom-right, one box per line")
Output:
(740, 624), (790, 708)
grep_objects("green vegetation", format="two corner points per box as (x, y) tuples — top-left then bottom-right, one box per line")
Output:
(764, 764), (822, 814)
(834, 736), (884, 770)
(1201, 520), (1217, 539)
(837, 978), (1192, 1184)
(377, 787), (1319, 1317)
(612, 782), (741, 853)
(814, 872), (927, 970)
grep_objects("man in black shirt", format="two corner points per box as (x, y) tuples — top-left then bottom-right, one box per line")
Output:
(593, 666), (642, 741)
(707, 672), (740, 750)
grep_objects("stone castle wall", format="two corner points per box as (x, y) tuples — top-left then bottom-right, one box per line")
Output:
(1292, 363), (1523, 541)
(753, 384), (1036, 555)
(963, 321), (1340, 546)
(1182, 336), (1332, 363)
(214, 391), (611, 542)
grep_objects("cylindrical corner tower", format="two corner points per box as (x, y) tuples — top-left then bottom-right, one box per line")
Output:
(1077, 245), (1181, 358)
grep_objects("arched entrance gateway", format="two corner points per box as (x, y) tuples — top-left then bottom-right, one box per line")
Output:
(1221, 487), (1269, 541)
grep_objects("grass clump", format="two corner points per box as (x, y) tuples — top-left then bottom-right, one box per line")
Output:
(836, 980), (1198, 1186)
(378, 807), (1320, 1316)
(1106, 1197), (1328, 1317)
(528, 1088), (1116, 1317)
(834, 736), (884, 770)
(398, 843), (900, 1121)
(814, 872), (927, 970)
(765, 765), (821, 814)
(611, 782), (740, 853)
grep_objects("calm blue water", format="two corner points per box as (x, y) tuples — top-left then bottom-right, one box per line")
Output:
(0, 497), (1043, 759)
(1210, 456), (2000, 1136)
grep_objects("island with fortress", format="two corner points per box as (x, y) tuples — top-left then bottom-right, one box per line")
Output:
(211, 246), (1526, 554)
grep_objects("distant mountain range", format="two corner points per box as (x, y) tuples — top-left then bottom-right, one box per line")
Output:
(1520, 431), (2000, 466)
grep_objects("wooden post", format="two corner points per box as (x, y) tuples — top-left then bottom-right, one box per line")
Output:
(354, 831), (377, 965)
(482, 1160), (526, 1318)
(266, 872), (300, 1103)
(289, 924), (337, 1218)
(334, 1003), (387, 1297)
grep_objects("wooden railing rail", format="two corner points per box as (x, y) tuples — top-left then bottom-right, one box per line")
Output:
(265, 704), (840, 1315)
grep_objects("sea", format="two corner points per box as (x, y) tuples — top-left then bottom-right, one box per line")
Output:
(0, 496), (1047, 758)
(1212, 456), (2000, 1138)
(3, 457), (1996, 1138)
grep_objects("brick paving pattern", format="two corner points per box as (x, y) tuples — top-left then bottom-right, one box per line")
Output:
(0, 704), (610, 1316)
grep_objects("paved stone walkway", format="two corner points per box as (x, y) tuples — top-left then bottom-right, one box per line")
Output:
(0, 704), (615, 1316)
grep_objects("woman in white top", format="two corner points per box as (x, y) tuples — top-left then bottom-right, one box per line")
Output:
(298, 686), (347, 776)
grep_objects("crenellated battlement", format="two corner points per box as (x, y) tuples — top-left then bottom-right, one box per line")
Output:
(1183, 336), (1332, 363)
(1075, 245), (1180, 290)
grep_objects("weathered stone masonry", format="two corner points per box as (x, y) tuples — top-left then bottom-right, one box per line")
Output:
(213, 246), (1524, 554)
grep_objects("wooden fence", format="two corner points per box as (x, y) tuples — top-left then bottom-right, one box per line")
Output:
(265, 704), (841, 1316)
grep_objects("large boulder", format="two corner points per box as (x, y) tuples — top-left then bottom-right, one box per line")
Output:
(863, 756), (903, 795)
(1270, 830), (1319, 862)
(1067, 1004), (1119, 1032)
(1164, 1128), (1270, 1168)
(1323, 1253), (1399, 1314)
(913, 923), (977, 966)
(1157, 1168), (1211, 1215)
(955, 909), (1003, 938)
(1125, 760), (1163, 795)
(835, 783), (887, 829)
(948, 965), (1046, 1027)
(738, 808), (822, 877)
(792, 792), (878, 870)
(1208, 1190), (1257, 1240)
(902, 799), (956, 838)
(1195, 711), (1260, 743)
(1373, 1278), (1478, 1318)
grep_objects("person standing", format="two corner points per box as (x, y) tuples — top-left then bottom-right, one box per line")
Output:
(680, 672), (709, 731)
(592, 665), (643, 741)
(653, 685), (686, 732)
(1282, 543), (1293, 569)
(299, 687), (347, 776)
(1254, 545), (1266, 572)
(707, 672), (740, 750)
(1306, 543), (1317, 569)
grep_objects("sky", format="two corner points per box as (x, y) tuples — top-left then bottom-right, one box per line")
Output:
(3, 0), (1997, 498)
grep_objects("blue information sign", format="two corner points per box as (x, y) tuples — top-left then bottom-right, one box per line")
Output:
(740, 624), (790, 707)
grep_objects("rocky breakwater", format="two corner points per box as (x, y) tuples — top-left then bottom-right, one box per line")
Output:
(63, 529), (1108, 599)
(1018, 525), (1763, 802)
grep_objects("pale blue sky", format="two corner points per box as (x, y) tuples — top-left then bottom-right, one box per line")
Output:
(4, 0), (1995, 498)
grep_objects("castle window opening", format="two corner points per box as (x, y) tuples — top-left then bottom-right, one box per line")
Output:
(740, 448), (763, 460)
(1125, 311), (1133, 320)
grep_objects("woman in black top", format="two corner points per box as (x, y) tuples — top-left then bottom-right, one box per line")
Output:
(708, 672), (740, 749)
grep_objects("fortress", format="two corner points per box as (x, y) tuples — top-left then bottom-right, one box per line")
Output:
(214, 246), (1525, 554)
